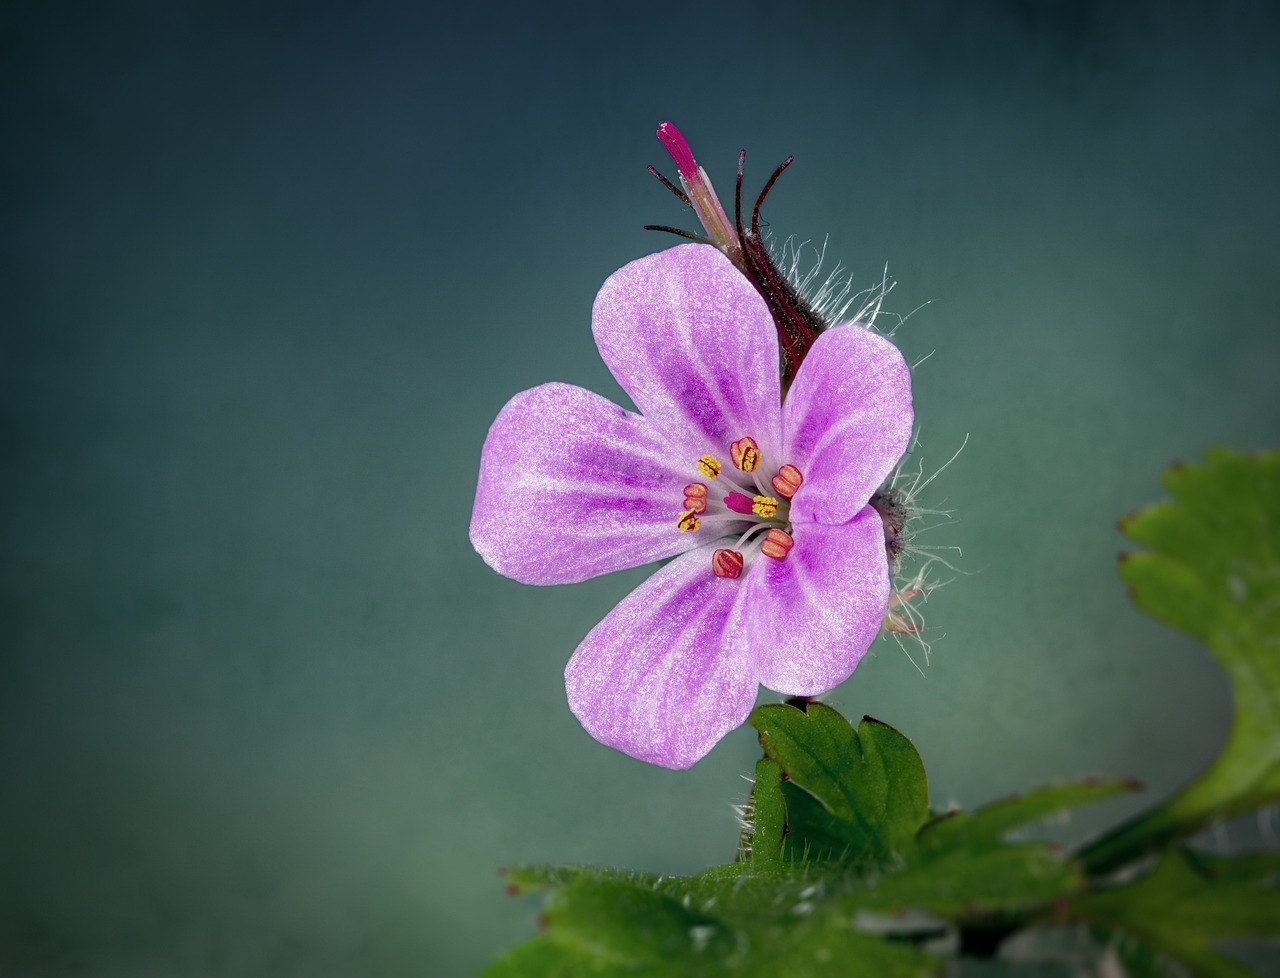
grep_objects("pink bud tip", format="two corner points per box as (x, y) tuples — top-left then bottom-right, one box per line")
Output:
(723, 492), (755, 515)
(656, 121), (700, 184)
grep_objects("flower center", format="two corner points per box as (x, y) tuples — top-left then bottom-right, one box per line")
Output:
(674, 436), (804, 579)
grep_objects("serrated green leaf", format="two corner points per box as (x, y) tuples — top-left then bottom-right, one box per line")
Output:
(547, 874), (733, 967)
(868, 841), (1082, 919)
(1071, 849), (1280, 978)
(862, 717), (933, 854)
(490, 859), (942, 977)
(724, 915), (940, 978)
(661, 866), (942, 976)
(501, 864), (609, 895)
(866, 779), (1137, 922)
(749, 703), (928, 867)
(1083, 449), (1280, 873)
(919, 780), (1139, 851)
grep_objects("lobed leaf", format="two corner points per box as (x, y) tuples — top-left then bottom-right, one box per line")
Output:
(748, 703), (929, 868)
(919, 779), (1139, 852)
(1071, 849), (1280, 978)
(1082, 449), (1280, 873)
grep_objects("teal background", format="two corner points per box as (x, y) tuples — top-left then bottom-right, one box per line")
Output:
(3, 2), (1279, 975)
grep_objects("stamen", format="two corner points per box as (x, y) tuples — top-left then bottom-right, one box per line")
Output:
(752, 495), (779, 518)
(724, 492), (755, 515)
(734, 523), (775, 550)
(677, 510), (701, 533)
(760, 528), (794, 560)
(683, 483), (708, 514)
(730, 437), (760, 472)
(712, 549), (744, 579)
(697, 455), (721, 479)
(771, 464), (804, 499)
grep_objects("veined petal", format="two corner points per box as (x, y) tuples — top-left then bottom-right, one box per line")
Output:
(741, 508), (890, 696)
(471, 383), (696, 585)
(592, 244), (783, 462)
(565, 545), (756, 768)
(784, 325), (913, 526)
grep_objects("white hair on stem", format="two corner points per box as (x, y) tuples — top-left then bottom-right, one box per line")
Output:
(772, 230), (963, 675)
(772, 233), (934, 339)
(880, 431), (970, 672)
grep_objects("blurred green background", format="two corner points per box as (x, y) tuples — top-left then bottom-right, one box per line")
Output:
(3, 1), (1278, 975)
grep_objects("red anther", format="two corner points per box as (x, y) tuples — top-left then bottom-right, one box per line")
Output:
(712, 549), (744, 579)
(729, 436), (760, 471)
(771, 464), (803, 499)
(683, 482), (708, 514)
(760, 528), (794, 560)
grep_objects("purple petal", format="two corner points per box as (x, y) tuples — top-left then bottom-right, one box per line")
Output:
(471, 383), (698, 585)
(783, 326), (913, 526)
(565, 546), (757, 768)
(742, 508), (890, 696)
(592, 244), (783, 464)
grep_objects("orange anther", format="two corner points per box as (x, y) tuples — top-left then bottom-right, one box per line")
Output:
(683, 483), (708, 514)
(677, 510), (701, 533)
(729, 437), (760, 472)
(771, 464), (804, 499)
(712, 549), (744, 579)
(760, 528), (794, 560)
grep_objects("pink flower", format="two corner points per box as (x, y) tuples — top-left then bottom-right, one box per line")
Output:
(470, 244), (913, 768)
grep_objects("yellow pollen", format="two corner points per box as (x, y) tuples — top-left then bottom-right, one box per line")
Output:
(677, 510), (702, 533)
(752, 495), (779, 517)
(696, 455), (721, 479)
(730, 437), (760, 472)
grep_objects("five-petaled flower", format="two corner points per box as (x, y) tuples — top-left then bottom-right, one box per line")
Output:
(470, 243), (913, 768)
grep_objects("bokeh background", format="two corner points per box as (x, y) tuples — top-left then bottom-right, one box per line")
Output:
(4, 1), (1279, 975)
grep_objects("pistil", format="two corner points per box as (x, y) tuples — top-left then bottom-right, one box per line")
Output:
(675, 441), (805, 573)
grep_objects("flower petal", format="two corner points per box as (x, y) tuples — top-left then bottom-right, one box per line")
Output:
(783, 325), (913, 526)
(565, 546), (756, 768)
(471, 382), (698, 585)
(742, 508), (890, 696)
(592, 243), (783, 463)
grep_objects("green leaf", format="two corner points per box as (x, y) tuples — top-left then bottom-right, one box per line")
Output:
(483, 936), (616, 978)
(919, 780), (1139, 852)
(1071, 849), (1280, 978)
(485, 868), (733, 976)
(489, 713), (1174, 973)
(867, 840), (1081, 919)
(488, 860), (942, 977)
(863, 780), (1135, 921)
(749, 703), (929, 867)
(1082, 449), (1280, 873)
(739, 758), (786, 863)
(660, 865), (942, 977)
